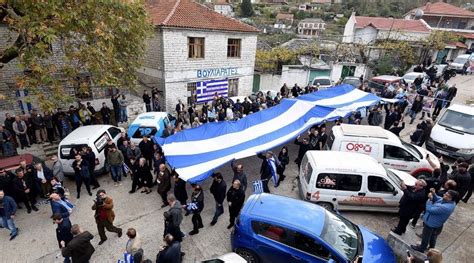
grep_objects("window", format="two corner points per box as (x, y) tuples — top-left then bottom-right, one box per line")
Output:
(301, 156), (312, 184)
(131, 127), (157, 139)
(59, 144), (87, 159)
(74, 75), (93, 100)
(188, 37), (204, 59)
(316, 173), (337, 190)
(337, 174), (362, 191)
(187, 82), (197, 105)
(228, 78), (239, 97)
(252, 221), (332, 260)
(227, 39), (241, 58)
(316, 173), (362, 191)
(94, 132), (111, 153)
(108, 127), (121, 139)
(368, 176), (395, 193)
(252, 221), (289, 244)
(384, 145), (414, 161)
(293, 231), (331, 259)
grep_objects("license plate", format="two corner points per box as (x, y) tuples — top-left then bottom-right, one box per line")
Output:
(437, 149), (449, 155)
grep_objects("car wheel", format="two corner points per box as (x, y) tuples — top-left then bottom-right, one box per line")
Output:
(317, 202), (334, 211)
(415, 171), (431, 179)
(235, 248), (260, 263)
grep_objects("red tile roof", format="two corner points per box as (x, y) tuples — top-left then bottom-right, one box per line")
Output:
(415, 2), (474, 18)
(463, 33), (474, 39)
(448, 41), (468, 49)
(355, 16), (431, 33)
(147, 0), (259, 33)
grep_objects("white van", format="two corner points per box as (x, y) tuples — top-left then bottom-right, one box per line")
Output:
(58, 125), (124, 175)
(426, 104), (474, 163)
(450, 54), (472, 73)
(298, 151), (417, 212)
(327, 124), (439, 178)
(127, 112), (173, 145)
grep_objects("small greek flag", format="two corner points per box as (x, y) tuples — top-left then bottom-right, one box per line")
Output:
(117, 252), (133, 263)
(253, 180), (264, 194)
(187, 202), (198, 211)
(123, 163), (130, 174)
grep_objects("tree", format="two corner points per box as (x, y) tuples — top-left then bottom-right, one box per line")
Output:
(0, 0), (152, 110)
(375, 40), (415, 74)
(240, 0), (254, 17)
(255, 47), (300, 74)
(420, 30), (460, 63)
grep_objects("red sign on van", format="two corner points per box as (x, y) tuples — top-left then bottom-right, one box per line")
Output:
(345, 143), (372, 153)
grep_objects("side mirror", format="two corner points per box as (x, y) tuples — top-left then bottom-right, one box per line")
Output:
(393, 190), (398, 196)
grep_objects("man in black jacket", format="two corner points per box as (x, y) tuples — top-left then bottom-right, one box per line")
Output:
(210, 173), (227, 226)
(230, 160), (248, 192)
(12, 169), (38, 213)
(294, 136), (311, 170)
(392, 179), (427, 235)
(53, 213), (73, 263)
(226, 180), (245, 229)
(187, 185), (204, 235)
(61, 224), (95, 262)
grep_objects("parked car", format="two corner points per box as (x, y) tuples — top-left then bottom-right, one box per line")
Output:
(202, 252), (247, 263)
(298, 151), (417, 212)
(432, 64), (448, 80)
(426, 104), (474, 162)
(342, 76), (362, 88)
(369, 75), (402, 94)
(127, 112), (174, 144)
(58, 125), (124, 176)
(450, 54), (472, 73)
(401, 72), (428, 86)
(327, 124), (439, 178)
(231, 193), (396, 263)
(0, 154), (43, 173)
(312, 76), (333, 89)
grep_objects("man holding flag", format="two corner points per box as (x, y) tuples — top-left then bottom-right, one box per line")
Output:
(257, 151), (280, 193)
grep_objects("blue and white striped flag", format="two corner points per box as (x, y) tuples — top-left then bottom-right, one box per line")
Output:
(122, 163), (130, 174)
(186, 202), (198, 211)
(117, 252), (133, 263)
(253, 180), (264, 194)
(196, 78), (228, 103)
(154, 85), (401, 183)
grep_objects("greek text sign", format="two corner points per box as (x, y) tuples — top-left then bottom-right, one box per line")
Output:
(197, 67), (238, 78)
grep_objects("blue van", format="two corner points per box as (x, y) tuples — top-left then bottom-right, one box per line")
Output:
(231, 194), (395, 263)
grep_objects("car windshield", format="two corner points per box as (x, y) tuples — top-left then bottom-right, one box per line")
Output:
(314, 79), (331, 86)
(385, 167), (403, 186)
(438, 109), (474, 134)
(403, 74), (418, 80)
(343, 79), (361, 87)
(453, 57), (468, 64)
(401, 141), (422, 159)
(320, 210), (359, 260)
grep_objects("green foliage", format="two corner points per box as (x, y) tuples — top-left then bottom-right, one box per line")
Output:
(371, 56), (396, 75)
(240, 0), (254, 17)
(256, 47), (300, 73)
(375, 40), (415, 73)
(0, 0), (152, 111)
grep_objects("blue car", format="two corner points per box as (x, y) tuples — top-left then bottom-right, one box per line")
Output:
(231, 194), (395, 263)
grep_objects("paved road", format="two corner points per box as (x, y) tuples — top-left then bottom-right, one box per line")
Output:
(1, 75), (472, 262)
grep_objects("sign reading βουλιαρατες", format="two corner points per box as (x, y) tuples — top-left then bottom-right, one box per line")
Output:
(196, 67), (238, 78)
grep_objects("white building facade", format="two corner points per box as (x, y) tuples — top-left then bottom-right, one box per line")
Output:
(141, 0), (259, 111)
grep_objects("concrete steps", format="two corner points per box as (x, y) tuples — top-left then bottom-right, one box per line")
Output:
(17, 141), (59, 160)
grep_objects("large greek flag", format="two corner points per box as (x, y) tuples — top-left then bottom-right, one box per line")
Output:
(196, 78), (228, 103)
(155, 85), (394, 183)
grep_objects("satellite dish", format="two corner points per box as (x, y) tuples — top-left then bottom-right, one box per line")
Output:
(414, 9), (424, 20)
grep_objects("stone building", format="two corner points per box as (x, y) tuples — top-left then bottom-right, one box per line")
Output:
(140, 0), (259, 111)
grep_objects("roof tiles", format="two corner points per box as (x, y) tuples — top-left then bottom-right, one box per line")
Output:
(147, 0), (259, 33)
(355, 16), (431, 33)
(417, 2), (474, 18)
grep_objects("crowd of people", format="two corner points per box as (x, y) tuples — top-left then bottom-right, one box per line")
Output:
(0, 65), (472, 263)
(0, 92), (134, 158)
